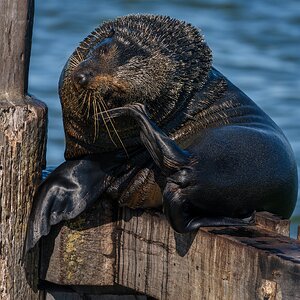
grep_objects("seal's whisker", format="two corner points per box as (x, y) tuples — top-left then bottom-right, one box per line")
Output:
(73, 93), (82, 113)
(99, 99), (128, 157)
(79, 90), (89, 113)
(69, 63), (77, 70)
(96, 97), (118, 147)
(69, 56), (80, 63)
(71, 54), (81, 62)
(78, 45), (89, 50)
(90, 33), (99, 39)
(86, 91), (93, 118)
(69, 60), (79, 68)
(74, 90), (87, 114)
(95, 99), (103, 141)
(70, 57), (79, 63)
(80, 91), (89, 117)
(100, 99), (117, 126)
(92, 96), (99, 142)
(69, 56), (81, 66)
(76, 49), (84, 61)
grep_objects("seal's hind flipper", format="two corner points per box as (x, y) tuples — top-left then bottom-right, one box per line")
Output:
(184, 215), (255, 232)
(163, 188), (255, 233)
(24, 158), (110, 254)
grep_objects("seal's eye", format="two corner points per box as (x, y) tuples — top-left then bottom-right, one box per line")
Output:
(86, 29), (115, 58)
(88, 35), (114, 57)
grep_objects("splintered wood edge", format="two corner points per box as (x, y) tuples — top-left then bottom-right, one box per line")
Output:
(255, 211), (290, 237)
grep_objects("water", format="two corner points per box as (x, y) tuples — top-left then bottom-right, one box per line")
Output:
(28, 0), (300, 235)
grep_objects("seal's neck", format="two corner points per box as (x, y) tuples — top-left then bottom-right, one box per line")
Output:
(161, 68), (224, 132)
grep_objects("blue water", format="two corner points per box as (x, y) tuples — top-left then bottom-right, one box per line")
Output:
(29, 0), (300, 235)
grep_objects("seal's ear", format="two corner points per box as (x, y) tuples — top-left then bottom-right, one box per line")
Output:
(24, 158), (110, 255)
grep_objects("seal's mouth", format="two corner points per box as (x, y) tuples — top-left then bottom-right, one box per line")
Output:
(73, 73), (129, 102)
(73, 85), (130, 152)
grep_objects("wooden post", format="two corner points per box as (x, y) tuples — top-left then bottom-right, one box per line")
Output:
(0, 0), (47, 299)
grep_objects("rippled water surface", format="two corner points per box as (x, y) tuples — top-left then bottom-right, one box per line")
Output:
(29, 0), (300, 235)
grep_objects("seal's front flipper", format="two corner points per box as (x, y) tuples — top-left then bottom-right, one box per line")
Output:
(24, 158), (110, 254)
(103, 104), (192, 175)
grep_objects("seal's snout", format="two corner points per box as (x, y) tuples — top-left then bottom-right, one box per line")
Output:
(74, 73), (88, 87)
(73, 69), (95, 90)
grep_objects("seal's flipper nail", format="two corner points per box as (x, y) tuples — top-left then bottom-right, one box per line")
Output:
(98, 108), (123, 122)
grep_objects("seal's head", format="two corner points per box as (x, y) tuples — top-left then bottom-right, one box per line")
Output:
(59, 14), (212, 159)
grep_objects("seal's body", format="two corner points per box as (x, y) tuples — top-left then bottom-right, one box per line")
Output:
(25, 15), (298, 252)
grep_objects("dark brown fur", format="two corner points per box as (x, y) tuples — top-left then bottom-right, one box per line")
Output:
(59, 15), (212, 159)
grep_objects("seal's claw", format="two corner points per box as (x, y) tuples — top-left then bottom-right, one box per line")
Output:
(128, 103), (147, 115)
(99, 103), (147, 123)
(98, 107), (124, 121)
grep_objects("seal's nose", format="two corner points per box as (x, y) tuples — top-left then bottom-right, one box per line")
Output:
(74, 73), (88, 87)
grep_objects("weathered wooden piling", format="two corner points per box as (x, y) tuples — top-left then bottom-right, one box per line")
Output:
(0, 0), (47, 299)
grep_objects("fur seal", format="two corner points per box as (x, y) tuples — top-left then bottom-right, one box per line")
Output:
(25, 14), (298, 253)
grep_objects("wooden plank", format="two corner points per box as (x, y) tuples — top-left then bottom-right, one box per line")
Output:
(41, 205), (300, 300)
(40, 198), (117, 286)
(117, 209), (300, 300)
